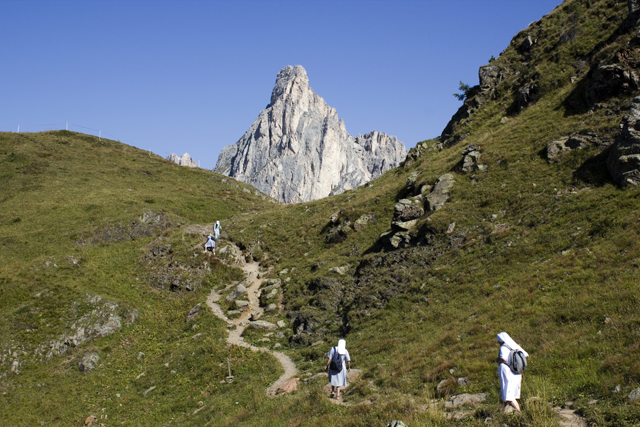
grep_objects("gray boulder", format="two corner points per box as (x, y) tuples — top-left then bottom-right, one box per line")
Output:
(631, 0), (640, 13)
(445, 393), (487, 408)
(629, 388), (640, 401)
(586, 64), (639, 107)
(248, 320), (278, 331)
(608, 97), (640, 186)
(264, 303), (278, 312)
(226, 284), (247, 302)
(326, 222), (352, 244)
(519, 35), (536, 53)
(186, 303), (201, 322)
(461, 145), (481, 173)
(393, 197), (424, 222)
(516, 83), (539, 111)
(266, 278), (282, 288)
(79, 352), (100, 373)
(547, 136), (588, 162)
(234, 300), (249, 309)
(353, 214), (376, 231)
(213, 65), (407, 203)
(478, 65), (501, 89)
(425, 174), (455, 211)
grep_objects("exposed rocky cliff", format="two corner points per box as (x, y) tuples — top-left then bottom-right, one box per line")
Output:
(214, 65), (407, 204)
(167, 152), (198, 168)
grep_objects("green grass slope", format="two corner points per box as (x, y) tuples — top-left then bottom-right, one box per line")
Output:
(0, 130), (283, 426)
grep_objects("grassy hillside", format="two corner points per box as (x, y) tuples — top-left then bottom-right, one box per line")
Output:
(3, 0), (640, 426)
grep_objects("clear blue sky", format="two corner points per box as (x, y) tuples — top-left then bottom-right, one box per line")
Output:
(1, 0), (562, 169)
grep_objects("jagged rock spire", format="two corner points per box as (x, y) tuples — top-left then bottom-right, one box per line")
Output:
(214, 65), (406, 204)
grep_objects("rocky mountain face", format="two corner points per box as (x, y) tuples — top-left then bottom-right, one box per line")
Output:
(214, 65), (407, 204)
(167, 152), (197, 168)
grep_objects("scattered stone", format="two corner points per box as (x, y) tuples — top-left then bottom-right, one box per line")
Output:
(250, 311), (262, 321)
(586, 64), (638, 107)
(266, 278), (282, 288)
(386, 421), (407, 427)
(328, 265), (349, 275)
(628, 388), (640, 401)
(277, 320), (286, 328)
(437, 378), (456, 395)
(554, 407), (588, 427)
(353, 214), (377, 231)
(137, 352), (145, 360)
(226, 284), (247, 301)
(234, 300), (249, 309)
(248, 320), (278, 331)
(461, 145), (481, 174)
(278, 268), (289, 276)
(265, 303), (278, 312)
(393, 197), (424, 222)
(425, 174), (454, 211)
(391, 219), (418, 232)
(277, 377), (300, 394)
(330, 210), (343, 224)
(447, 222), (456, 234)
(10, 360), (19, 374)
(326, 222), (352, 244)
(613, 384), (621, 393)
(457, 377), (470, 387)
(85, 415), (97, 426)
(143, 386), (156, 397)
(78, 352), (100, 373)
(186, 303), (201, 322)
(388, 231), (411, 249)
(516, 83), (539, 111)
(445, 393), (486, 408)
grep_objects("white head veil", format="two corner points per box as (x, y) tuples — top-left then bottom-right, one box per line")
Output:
(337, 339), (347, 355)
(497, 332), (527, 355)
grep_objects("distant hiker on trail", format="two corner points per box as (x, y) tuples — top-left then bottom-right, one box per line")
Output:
(214, 221), (221, 240)
(204, 235), (216, 256)
(497, 332), (529, 412)
(325, 339), (351, 399)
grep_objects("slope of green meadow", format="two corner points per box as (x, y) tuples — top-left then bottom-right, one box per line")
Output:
(3, 1), (640, 426)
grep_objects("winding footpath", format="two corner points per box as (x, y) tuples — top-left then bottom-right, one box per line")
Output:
(205, 252), (297, 395)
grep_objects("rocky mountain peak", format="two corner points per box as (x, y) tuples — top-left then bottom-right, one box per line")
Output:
(270, 65), (310, 105)
(214, 65), (406, 204)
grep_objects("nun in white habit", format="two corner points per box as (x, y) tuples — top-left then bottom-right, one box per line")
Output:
(497, 332), (529, 412)
(325, 339), (351, 399)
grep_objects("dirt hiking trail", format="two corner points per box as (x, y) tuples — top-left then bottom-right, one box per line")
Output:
(205, 242), (297, 396)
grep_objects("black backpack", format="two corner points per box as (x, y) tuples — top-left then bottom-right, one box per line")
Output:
(504, 344), (527, 374)
(329, 347), (343, 372)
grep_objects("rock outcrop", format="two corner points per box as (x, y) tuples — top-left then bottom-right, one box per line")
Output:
(167, 153), (198, 168)
(608, 96), (640, 185)
(214, 65), (407, 203)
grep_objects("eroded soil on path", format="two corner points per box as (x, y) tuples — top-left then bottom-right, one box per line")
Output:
(205, 242), (297, 395)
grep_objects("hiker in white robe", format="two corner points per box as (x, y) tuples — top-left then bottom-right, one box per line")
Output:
(204, 235), (216, 255)
(325, 339), (351, 399)
(497, 332), (529, 412)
